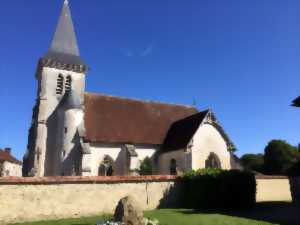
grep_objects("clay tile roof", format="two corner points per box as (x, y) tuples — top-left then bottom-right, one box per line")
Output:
(0, 149), (22, 165)
(84, 92), (198, 145)
(161, 110), (209, 152)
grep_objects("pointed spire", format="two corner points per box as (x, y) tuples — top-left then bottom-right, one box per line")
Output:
(44, 0), (85, 66)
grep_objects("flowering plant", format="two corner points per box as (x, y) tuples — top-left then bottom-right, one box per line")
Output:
(96, 218), (159, 225)
(97, 221), (124, 225)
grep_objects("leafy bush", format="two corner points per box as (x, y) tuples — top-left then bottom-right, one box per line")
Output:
(139, 157), (153, 175)
(181, 169), (256, 209)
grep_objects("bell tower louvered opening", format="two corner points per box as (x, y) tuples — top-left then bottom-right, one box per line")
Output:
(56, 74), (64, 95)
(65, 75), (72, 93)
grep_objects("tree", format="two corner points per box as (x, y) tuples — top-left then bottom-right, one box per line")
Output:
(139, 157), (153, 175)
(240, 154), (264, 173)
(263, 140), (300, 175)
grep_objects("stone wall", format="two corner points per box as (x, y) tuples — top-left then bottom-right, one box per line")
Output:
(0, 176), (178, 224)
(256, 176), (293, 202)
(158, 149), (188, 174)
(0, 176), (299, 225)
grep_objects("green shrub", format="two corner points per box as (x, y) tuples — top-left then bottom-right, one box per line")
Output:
(139, 157), (153, 175)
(181, 169), (256, 209)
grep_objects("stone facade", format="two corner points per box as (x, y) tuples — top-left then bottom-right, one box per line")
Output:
(158, 116), (232, 174)
(1, 161), (22, 177)
(88, 144), (157, 176)
(0, 148), (22, 177)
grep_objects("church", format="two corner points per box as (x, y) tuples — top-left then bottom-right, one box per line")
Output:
(23, 0), (237, 177)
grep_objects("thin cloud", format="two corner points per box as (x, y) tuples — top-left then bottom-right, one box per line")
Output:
(121, 45), (154, 57)
(121, 48), (134, 57)
(141, 45), (154, 57)
(125, 51), (134, 57)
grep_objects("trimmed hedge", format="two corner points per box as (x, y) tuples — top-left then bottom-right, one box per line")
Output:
(181, 169), (256, 209)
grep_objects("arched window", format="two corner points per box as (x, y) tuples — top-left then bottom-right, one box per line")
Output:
(65, 75), (72, 93)
(98, 155), (114, 176)
(56, 74), (64, 95)
(170, 158), (177, 175)
(205, 152), (221, 169)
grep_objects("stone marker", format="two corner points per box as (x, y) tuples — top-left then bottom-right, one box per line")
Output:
(114, 195), (144, 225)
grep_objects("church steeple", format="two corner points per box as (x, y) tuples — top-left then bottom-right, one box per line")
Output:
(49, 0), (79, 56)
(42, 0), (86, 71)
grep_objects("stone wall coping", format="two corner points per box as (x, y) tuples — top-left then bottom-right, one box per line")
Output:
(255, 175), (292, 179)
(0, 175), (177, 185)
(0, 175), (296, 185)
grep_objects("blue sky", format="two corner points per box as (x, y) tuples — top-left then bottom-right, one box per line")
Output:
(0, 0), (300, 160)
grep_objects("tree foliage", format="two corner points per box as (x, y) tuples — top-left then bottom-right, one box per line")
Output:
(139, 157), (153, 175)
(263, 140), (300, 175)
(240, 154), (264, 173)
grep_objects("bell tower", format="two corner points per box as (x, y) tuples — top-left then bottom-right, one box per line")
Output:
(23, 0), (87, 176)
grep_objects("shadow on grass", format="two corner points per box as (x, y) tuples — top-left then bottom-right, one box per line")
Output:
(177, 202), (300, 225)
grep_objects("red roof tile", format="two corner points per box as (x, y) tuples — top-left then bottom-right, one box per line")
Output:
(84, 92), (198, 145)
(0, 149), (22, 165)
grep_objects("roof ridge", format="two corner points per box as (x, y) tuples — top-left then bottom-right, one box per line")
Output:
(85, 92), (198, 110)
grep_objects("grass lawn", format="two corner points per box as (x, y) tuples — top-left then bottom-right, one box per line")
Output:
(10, 212), (274, 225)
(10, 203), (300, 225)
(10, 215), (112, 225)
(145, 209), (276, 225)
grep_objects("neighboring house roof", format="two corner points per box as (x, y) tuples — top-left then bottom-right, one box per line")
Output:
(84, 92), (198, 145)
(161, 110), (235, 152)
(0, 149), (22, 165)
(292, 96), (300, 107)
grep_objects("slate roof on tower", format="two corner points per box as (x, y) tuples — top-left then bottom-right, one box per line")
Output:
(83, 92), (198, 145)
(43, 0), (85, 66)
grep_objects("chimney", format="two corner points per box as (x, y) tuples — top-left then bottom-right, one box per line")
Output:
(4, 148), (11, 154)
